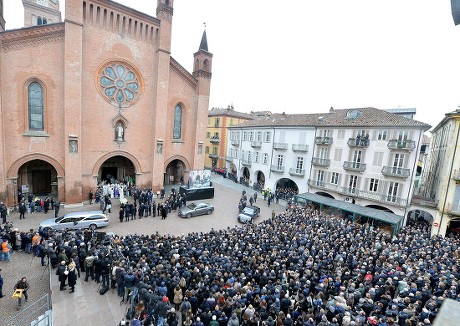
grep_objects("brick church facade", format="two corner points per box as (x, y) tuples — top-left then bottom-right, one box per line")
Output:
(0, 0), (212, 205)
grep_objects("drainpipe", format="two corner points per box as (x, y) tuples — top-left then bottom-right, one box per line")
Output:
(269, 128), (275, 183)
(403, 128), (423, 228)
(438, 119), (460, 235)
(307, 127), (319, 191)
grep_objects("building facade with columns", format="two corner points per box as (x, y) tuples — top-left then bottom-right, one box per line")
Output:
(0, 0), (212, 205)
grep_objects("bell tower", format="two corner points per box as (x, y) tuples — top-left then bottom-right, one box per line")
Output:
(22, 0), (62, 27)
(0, 0), (5, 32)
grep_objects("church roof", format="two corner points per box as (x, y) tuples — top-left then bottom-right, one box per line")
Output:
(199, 30), (208, 51)
(208, 107), (254, 120)
(229, 107), (431, 129)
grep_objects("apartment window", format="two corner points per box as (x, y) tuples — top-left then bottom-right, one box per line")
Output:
(230, 119), (234, 126)
(331, 172), (340, 185)
(207, 132), (210, 138)
(205, 146), (209, 154)
(197, 144), (203, 154)
(348, 175), (358, 193)
(213, 147), (218, 155)
(255, 152), (260, 163)
(369, 178), (379, 192)
(296, 157), (304, 170)
(243, 132), (247, 141)
(372, 152), (384, 166)
(263, 153), (269, 164)
(353, 150), (363, 163)
(337, 129), (345, 140)
(319, 147), (329, 159)
(393, 153), (405, 168)
(334, 148), (343, 161)
(249, 132), (254, 141)
(264, 132), (271, 142)
(277, 155), (284, 168)
(377, 130), (387, 141)
(323, 129), (332, 137)
(317, 170), (325, 186)
(387, 182), (399, 202)
(257, 131), (262, 141)
(214, 118), (220, 127)
(397, 131), (409, 141)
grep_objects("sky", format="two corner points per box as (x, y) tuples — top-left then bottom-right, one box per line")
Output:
(4, 0), (460, 129)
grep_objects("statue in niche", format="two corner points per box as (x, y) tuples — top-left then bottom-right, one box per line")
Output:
(116, 123), (124, 141)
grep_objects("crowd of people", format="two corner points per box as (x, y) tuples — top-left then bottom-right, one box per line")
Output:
(16, 203), (458, 326)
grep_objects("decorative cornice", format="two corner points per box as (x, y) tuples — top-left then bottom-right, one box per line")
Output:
(170, 57), (197, 88)
(193, 70), (212, 79)
(89, 0), (160, 26)
(156, 5), (174, 16)
(1, 23), (65, 50)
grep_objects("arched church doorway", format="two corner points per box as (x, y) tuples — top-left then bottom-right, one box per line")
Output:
(18, 160), (58, 197)
(165, 159), (185, 185)
(99, 156), (135, 185)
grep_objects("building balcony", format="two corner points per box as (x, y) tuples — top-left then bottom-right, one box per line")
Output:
(311, 157), (330, 167)
(241, 159), (252, 167)
(447, 203), (460, 216)
(453, 170), (460, 182)
(315, 137), (333, 145)
(289, 168), (306, 176)
(210, 137), (220, 144)
(225, 156), (233, 162)
(231, 139), (240, 147)
(381, 166), (411, 178)
(273, 142), (288, 150)
(307, 179), (339, 192)
(270, 165), (285, 173)
(292, 144), (309, 152)
(251, 141), (262, 148)
(343, 161), (366, 172)
(307, 180), (408, 207)
(387, 139), (416, 151)
(347, 137), (370, 148)
(208, 153), (218, 159)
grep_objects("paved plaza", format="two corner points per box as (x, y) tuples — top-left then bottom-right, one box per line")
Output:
(0, 175), (287, 326)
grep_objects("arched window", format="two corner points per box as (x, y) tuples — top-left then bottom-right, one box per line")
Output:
(37, 17), (42, 25)
(28, 82), (44, 130)
(43, 18), (47, 25)
(173, 104), (182, 139)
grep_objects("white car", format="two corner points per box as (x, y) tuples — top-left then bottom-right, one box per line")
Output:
(39, 210), (109, 231)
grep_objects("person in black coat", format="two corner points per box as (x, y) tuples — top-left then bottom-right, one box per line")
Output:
(19, 203), (27, 220)
(56, 261), (68, 291)
(161, 205), (167, 220)
(68, 260), (77, 293)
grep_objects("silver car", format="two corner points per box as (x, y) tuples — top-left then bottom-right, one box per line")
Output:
(39, 210), (109, 231)
(178, 202), (214, 218)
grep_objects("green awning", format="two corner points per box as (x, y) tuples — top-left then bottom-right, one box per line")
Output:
(294, 192), (404, 227)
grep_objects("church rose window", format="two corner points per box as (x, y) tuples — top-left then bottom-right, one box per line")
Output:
(98, 62), (142, 107)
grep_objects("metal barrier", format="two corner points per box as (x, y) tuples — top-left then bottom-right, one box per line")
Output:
(5, 293), (52, 326)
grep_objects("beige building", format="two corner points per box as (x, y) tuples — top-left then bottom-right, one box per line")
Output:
(0, 0), (212, 205)
(205, 106), (254, 169)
